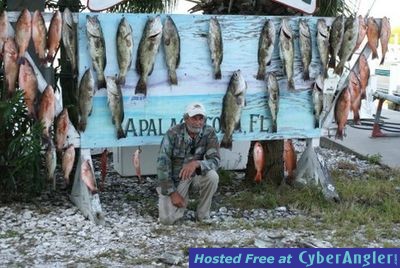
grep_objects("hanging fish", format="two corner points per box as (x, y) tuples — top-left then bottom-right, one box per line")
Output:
(257, 19), (276, 80)
(354, 15), (367, 52)
(135, 15), (162, 95)
(299, 19), (312, 81)
(0, 10), (9, 59)
(78, 69), (95, 132)
(253, 142), (265, 183)
(208, 17), (223, 79)
(283, 139), (297, 185)
(379, 17), (391, 65)
(106, 76), (125, 139)
(358, 54), (370, 99)
(336, 17), (359, 75)
(56, 108), (70, 151)
(62, 8), (77, 76)
(86, 15), (107, 89)
(328, 15), (344, 69)
(133, 148), (142, 183)
(279, 18), (294, 90)
(47, 10), (62, 63)
(334, 87), (351, 140)
(349, 71), (362, 125)
(313, 75), (324, 128)
(15, 9), (31, 64)
(316, 19), (329, 78)
(116, 17), (133, 85)
(220, 70), (247, 149)
(62, 144), (75, 187)
(38, 85), (56, 140)
(163, 15), (180, 85)
(32, 10), (47, 63)
(19, 60), (39, 118)
(3, 38), (18, 99)
(267, 73), (279, 133)
(367, 17), (379, 60)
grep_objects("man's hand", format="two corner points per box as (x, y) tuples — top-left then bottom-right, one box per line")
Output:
(179, 160), (200, 180)
(170, 191), (186, 208)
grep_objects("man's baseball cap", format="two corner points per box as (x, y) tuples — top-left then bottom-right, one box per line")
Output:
(185, 102), (206, 117)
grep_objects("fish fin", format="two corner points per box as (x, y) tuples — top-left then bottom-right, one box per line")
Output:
(214, 67), (221, 79)
(117, 127), (126, 139)
(315, 119), (319, 128)
(135, 78), (147, 95)
(272, 121), (277, 133)
(168, 70), (178, 85)
(135, 57), (142, 75)
(303, 69), (310, 81)
(220, 135), (232, 150)
(256, 66), (265, 80)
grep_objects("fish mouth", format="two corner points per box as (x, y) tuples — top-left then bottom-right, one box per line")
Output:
(149, 31), (161, 39)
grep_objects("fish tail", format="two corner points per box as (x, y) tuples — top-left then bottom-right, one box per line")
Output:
(328, 56), (336, 69)
(372, 49), (378, 60)
(315, 119), (319, 128)
(78, 119), (87, 132)
(220, 135), (232, 150)
(117, 127), (126, 139)
(335, 128), (344, 140)
(135, 77), (147, 95)
(255, 171), (262, 183)
(380, 56), (385, 65)
(117, 74), (126, 86)
(303, 69), (310, 81)
(256, 66), (265, 80)
(288, 79), (295, 91)
(17, 56), (26, 65)
(334, 64), (343, 76)
(168, 70), (178, 85)
(98, 75), (106, 89)
(214, 66), (221, 80)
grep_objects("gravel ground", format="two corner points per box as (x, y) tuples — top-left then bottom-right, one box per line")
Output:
(0, 143), (393, 267)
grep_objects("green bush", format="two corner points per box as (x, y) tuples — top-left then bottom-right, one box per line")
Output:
(0, 90), (44, 202)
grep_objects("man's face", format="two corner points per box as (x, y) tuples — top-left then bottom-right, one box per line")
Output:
(185, 114), (205, 134)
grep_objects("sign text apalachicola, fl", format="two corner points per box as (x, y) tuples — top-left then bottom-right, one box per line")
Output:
(78, 13), (323, 149)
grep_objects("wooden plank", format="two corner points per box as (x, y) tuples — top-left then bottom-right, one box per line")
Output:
(78, 14), (336, 148)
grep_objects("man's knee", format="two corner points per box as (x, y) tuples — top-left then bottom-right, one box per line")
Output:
(206, 170), (219, 186)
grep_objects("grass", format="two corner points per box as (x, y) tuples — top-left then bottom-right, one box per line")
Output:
(0, 230), (20, 239)
(216, 167), (400, 247)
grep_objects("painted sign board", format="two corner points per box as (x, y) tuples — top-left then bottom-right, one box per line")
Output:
(78, 14), (326, 149)
(86, 0), (127, 11)
(272, 0), (317, 14)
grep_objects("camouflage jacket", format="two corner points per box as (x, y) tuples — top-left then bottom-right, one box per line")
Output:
(157, 123), (220, 195)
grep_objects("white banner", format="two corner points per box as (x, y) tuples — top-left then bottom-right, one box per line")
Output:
(272, 0), (317, 14)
